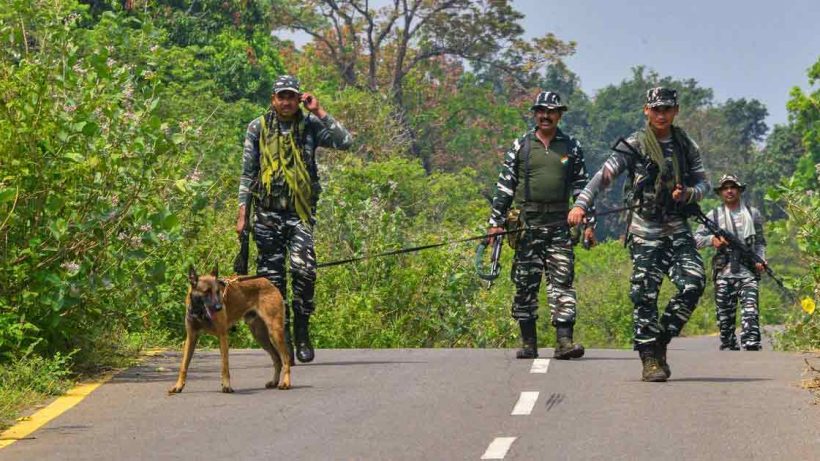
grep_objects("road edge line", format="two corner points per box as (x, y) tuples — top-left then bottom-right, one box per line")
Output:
(0, 374), (115, 450)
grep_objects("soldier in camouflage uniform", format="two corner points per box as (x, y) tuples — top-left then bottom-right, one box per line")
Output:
(237, 75), (353, 363)
(694, 174), (766, 351)
(488, 91), (596, 360)
(569, 87), (710, 382)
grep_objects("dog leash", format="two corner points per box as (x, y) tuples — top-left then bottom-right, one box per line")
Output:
(233, 205), (638, 279)
(314, 204), (639, 269)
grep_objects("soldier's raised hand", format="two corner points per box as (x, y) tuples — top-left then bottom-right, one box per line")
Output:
(301, 92), (322, 115)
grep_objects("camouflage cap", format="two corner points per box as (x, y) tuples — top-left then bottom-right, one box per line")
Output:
(530, 91), (568, 111)
(645, 87), (678, 108)
(273, 74), (300, 94)
(714, 174), (746, 193)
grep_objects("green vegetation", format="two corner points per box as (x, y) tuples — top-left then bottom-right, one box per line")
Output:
(0, 0), (816, 427)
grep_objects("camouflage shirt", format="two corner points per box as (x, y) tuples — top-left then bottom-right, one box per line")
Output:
(489, 127), (595, 227)
(238, 112), (353, 212)
(574, 129), (710, 239)
(694, 203), (766, 279)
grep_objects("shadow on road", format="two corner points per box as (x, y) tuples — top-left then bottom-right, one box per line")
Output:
(579, 357), (637, 361)
(301, 360), (427, 367)
(671, 377), (772, 383)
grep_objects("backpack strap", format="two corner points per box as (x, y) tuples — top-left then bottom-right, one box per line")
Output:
(521, 134), (532, 203)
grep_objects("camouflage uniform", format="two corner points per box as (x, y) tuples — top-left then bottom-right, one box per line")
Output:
(574, 89), (710, 353)
(490, 92), (593, 359)
(694, 176), (766, 350)
(489, 126), (594, 327)
(240, 111), (352, 316)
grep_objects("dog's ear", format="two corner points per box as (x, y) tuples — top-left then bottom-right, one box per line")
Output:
(211, 262), (219, 279)
(188, 265), (198, 286)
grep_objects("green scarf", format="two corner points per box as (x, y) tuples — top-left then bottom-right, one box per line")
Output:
(638, 123), (681, 192)
(259, 111), (313, 223)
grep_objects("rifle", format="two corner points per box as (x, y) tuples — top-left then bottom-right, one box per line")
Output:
(475, 233), (503, 289)
(689, 205), (796, 302)
(233, 200), (252, 276)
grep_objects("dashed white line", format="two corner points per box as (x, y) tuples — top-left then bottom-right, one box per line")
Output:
(530, 358), (550, 374)
(481, 436), (517, 460)
(511, 391), (539, 416)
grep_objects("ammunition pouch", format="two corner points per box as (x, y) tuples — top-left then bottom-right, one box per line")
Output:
(505, 208), (524, 250)
(256, 192), (292, 212)
(521, 201), (568, 215)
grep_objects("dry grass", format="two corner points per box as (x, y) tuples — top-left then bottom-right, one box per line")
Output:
(801, 357), (820, 404)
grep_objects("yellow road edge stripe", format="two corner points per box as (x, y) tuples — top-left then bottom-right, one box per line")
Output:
(0, 374), (114, 450)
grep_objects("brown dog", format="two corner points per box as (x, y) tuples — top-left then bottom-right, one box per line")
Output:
(168, 265), (291, 394)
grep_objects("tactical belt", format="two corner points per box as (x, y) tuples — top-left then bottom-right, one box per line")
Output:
(522, 201), (568, 214)
(256, 194), (293, 213)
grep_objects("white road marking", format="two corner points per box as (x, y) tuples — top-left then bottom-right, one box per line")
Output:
(481, 436), (517, 460)
(530, 358), (550, 374)
(511, 391), (539, 416)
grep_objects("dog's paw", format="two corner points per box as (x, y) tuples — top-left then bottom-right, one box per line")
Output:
(277, 380), (291, 390)
(221, 385), (234, 394)
(265, 380), (277, 389)
(167, 385), (184, 394)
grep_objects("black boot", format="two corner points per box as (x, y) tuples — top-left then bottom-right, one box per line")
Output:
(553, 323), (585, 360)
(655, 333), (671, 379)
(639, 347), (667, 382)
(293, 312), (315, 363)
(516, 319), (538, 359)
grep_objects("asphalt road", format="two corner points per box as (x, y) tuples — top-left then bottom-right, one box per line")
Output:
(2, 336), (818, 460)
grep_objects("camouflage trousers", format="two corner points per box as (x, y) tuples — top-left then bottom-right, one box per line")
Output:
(253, 211), (317, 316)
(715, 276), (760, 349)
(628, 232), (705, 349)
(510, 225), (576, 325)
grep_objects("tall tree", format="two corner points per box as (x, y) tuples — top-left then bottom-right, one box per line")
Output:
(786, 57), (820, 190)
(749, 124), (804, 218)
(269, 0), (575, 170)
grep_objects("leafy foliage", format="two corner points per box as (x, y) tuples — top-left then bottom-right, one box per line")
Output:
(769, 56), (820, 350)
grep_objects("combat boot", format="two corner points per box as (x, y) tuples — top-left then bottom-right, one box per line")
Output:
(639, 348), (667, 382)
(655, 334), (671, 379)
(516, 319), (538, 359)
(293, 312), (315, 363)
(655, 342), (671, 379)
(553, 323), (585, 360)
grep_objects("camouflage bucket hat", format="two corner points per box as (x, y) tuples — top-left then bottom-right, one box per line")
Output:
(273, 75), (301, 94)
(646, 87), (678, 108)
(530, 91), (568, 111)
(714, 174), (747, 193)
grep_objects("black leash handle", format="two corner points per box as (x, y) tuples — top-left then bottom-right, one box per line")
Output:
(316, 204), (639, 268)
